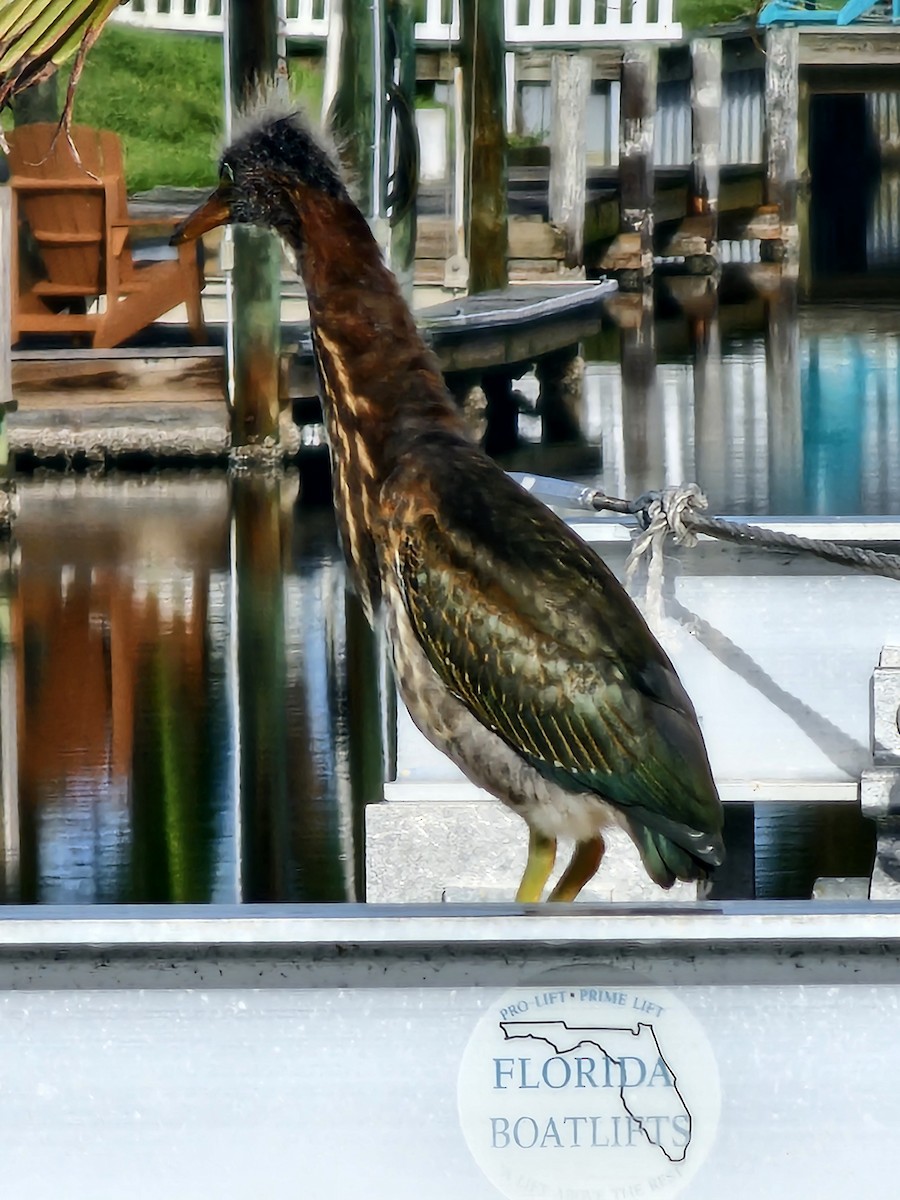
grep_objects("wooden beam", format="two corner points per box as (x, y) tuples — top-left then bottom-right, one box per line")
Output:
(460, 0), (508, 293)
(549, 54), (591, 269)
(619, 46), (658, 290)
(764, 26), (800, 265)
(415, 216), (565, 261)
(800, 31), (900, 69)
(227, 0), (282, 447)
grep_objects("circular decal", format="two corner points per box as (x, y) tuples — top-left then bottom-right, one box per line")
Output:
(458, 983), (720, 1199)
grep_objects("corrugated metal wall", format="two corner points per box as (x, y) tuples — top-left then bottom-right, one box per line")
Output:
(522, 71), (766, 167)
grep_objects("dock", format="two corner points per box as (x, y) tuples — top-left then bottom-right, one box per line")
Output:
(8, 281), (616, 464)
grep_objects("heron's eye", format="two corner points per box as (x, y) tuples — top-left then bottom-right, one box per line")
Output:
(221, 162), (235, 184)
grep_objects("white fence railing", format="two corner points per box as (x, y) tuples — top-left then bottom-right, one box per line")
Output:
(504, 0), (680, 44)
(112, 0), (680, 44)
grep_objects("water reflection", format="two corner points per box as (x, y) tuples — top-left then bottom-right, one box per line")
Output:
(583, 286), (900, 518)
(6, 274), (900, 901)
(7, 475), (373, 905)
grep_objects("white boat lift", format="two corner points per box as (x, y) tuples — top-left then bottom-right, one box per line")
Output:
(0, 904), (898, 1198)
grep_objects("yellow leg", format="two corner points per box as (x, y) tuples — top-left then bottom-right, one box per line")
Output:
(516, 830), (557, 903)
(548, 836), (606, 902)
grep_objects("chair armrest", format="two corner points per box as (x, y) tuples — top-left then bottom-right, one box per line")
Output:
(11, 177), (106, 191)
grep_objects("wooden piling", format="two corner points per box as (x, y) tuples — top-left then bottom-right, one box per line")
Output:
(764, 26), (800, 266)
(619, 46), (658, 290)
(549, 53), (591, 269)
(227, 0), (282, 448)
(331, 0), (382, 220)
(689, 37), (722, 271)
(459, 0), (508, 293)
(482, 372), (519, 456)
(536, 346), (584, 444)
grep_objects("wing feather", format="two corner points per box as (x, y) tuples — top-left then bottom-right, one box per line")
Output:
(383, 443), (723, 866)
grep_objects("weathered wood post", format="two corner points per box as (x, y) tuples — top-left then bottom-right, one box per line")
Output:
(689, 37), (722, 272)
(226, 0), (282, 450)
(549, 54), (591, 270)
(764, 26), (800, 267)
(459, 0), (508, 294)
(459, 0), (510, 448)
(619, 46), (658, 291)
(536, 346), (584, 444)
(387, 0), (417, 299)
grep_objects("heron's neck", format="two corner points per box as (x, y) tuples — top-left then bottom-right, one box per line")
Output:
(284, 191), (468, 615)
(291, 193), (464, 461)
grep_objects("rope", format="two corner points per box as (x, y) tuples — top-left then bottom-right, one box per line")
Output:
(512, 471), (875, 767)
(588, 482), (900, 584)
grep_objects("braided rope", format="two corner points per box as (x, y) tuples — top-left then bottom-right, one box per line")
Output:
(589, 483), (900, 583)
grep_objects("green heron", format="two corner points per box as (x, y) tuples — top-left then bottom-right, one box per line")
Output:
(174, 113), (724, 902)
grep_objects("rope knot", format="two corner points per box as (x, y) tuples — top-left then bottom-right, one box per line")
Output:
(635, 484), (708, 547)
(624, 484), (709, 626)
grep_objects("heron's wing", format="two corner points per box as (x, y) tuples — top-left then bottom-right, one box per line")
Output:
(383, 444), (723, 868)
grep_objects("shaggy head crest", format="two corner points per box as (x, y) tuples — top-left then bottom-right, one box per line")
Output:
(218, 109), (348, 230)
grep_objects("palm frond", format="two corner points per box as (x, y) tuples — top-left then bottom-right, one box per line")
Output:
(0, 0), (120, 150)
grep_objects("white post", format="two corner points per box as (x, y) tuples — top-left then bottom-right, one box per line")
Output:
(321, 0), (343, 122)
(505, 51), (517, 137)
(443, 64), (469, 289)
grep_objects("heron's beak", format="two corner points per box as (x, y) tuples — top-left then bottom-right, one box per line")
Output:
(170, 184), (233, 244)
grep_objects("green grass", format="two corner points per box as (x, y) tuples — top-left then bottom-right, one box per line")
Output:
(677, 0), (757, 26)
(62, 26), (324, 192)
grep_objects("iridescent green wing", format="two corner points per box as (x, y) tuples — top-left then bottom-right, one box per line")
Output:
(385, 444), (723, 870)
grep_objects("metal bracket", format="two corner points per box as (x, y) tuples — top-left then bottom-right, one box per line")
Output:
(861, 646), (900, 898)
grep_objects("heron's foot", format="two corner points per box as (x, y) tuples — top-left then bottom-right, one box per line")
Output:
(516, 830), (557, 903)
(548, 835), (606, 902)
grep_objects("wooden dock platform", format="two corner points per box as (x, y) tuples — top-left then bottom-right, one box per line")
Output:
(8, 281), (616, 464)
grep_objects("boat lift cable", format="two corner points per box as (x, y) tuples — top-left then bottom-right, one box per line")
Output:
(513, 475), (900, 583)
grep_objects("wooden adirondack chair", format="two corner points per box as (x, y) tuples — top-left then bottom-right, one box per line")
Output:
(6, 123), (205, 349)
